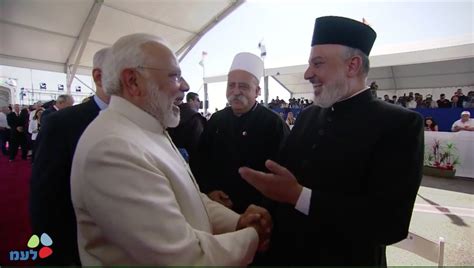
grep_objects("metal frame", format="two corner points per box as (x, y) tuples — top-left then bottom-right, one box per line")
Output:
(66, 0), (104, 93)
(177, 0), (245, 62)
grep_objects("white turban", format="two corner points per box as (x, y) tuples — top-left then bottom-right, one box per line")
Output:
(229, 52), (264, 82)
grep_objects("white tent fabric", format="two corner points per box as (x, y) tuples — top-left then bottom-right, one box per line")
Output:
(0, 0), (244, 88)
(204, 43), (474, 99)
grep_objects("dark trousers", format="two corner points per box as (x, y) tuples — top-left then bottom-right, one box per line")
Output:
(0, 128), (9, 155)
(31, 139), (37, 163)
(9, 131), (28, 160)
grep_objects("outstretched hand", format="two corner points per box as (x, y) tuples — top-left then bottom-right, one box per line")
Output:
(239, 160), (302, 205)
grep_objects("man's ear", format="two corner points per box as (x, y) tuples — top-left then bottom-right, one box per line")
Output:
(256, 86), (261, 97)
(92, 68), (102, 88)
(346, 55), (363, 77)
(120, 69), (142, 97)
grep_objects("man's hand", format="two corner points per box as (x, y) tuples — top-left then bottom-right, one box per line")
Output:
(239, 160), (303, 205)
(16, 126), (24, 132)
(236, 205), (272, 252)
(208, 190), (233, 208)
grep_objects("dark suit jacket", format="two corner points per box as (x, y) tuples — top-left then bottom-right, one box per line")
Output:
(268, 90), (424, 266)
(30, 98), (101, 265)
(7, 112), (20, 133)
(6, 112), (27, 141)
(40, 106), (57, 125)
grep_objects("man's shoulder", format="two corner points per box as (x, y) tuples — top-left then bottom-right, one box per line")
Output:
(209, 107), (232, 121)
(48, 101), (99, 123)
(294, 105), (321, 120)
(370, 100), (423, 127)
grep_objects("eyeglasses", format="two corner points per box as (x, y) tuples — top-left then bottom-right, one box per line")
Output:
(136, 66), (182, 83)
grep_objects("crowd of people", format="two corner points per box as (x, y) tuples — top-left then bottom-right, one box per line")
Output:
(1, 15), (471, 267)
(381, 89), (474, 109)
(0, 96), (74, 163)
(422, 111), (474, 132)
(266, 96), (314, 109)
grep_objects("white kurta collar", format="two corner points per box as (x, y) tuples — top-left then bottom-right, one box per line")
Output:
(108, 95), (164, 134)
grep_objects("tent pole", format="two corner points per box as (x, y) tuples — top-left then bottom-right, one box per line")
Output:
(66, 0), (103, 93)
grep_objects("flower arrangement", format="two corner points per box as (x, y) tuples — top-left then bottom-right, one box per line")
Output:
(424, 139), (460, 170)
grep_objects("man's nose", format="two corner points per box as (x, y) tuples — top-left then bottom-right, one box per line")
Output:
(179, 78), (190, 92)
(303, 67), (313, 81)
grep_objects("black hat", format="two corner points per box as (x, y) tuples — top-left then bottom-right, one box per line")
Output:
(311, 16), (377, 56)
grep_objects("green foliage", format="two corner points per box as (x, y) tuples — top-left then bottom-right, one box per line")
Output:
(424, 139), (460, 170)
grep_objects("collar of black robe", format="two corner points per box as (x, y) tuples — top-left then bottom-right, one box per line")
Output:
(330, 88), (374, 114)
(234, 101), (258, 116)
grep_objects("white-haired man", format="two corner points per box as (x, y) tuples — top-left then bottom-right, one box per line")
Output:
(30, 47), (110, 266)
(191, 52), (289, 214)
(70, 34), (271, 266)
(41, 94), (74, 124)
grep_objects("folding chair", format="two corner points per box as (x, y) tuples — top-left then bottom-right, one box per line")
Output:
(392, 231), (445, 267)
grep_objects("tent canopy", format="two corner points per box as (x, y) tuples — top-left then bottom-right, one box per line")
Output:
(204, 43), (474, 98)
(0, 0), (243, 78)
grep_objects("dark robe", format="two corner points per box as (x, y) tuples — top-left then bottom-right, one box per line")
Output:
(168, 103), (207, 162)
(191, 103), (289, 213)
(268, 89), (424, 266)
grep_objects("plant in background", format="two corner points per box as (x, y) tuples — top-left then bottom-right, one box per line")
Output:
(424, 139), (460, 170)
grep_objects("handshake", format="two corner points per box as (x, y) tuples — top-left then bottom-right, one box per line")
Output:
(208, 190), (273, 251)
(236, 204), (272, 252)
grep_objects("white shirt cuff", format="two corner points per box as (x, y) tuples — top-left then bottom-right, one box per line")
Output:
(295, 187), (311, 215)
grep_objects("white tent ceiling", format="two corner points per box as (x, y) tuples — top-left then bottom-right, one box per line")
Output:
(0, 0), (243, 78)
(271, 43), (474, 97)
(204, 43), (474, 98)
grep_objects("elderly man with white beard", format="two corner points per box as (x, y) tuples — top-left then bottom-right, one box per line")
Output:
(191, 52), (289, 215)
(70, 34), (272, 266)
(238, 16), (424, 266)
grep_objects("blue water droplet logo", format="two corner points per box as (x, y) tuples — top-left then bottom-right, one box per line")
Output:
(40, 233), (53, 246)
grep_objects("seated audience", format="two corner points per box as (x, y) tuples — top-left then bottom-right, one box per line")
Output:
(420, 94), (437, 108)
(463, 91), (474, 108)
(424, 116), (438, 131)
(406, 95), (417, 108)
(451, 111), (474, 132)
(451, 95), (463, 108)
(286, 111), (296, 128)
(383, 94), (393, 103)
(437, 93), (451, 108)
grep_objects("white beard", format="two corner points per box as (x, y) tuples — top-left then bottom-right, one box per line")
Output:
(142, 81), (180, 128)
(313, 70), (351, 108)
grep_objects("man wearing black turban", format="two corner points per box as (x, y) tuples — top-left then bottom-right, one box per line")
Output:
(239, 16), (423, 266)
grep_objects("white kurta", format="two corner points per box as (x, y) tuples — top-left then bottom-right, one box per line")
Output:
(71, 96), (258, 266)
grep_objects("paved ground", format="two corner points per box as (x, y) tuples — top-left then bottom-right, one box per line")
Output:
(387, 175), (474, 266)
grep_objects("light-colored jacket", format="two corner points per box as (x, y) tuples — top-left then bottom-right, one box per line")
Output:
(28, 119), (40, 140)
(71, 96), (258, 266)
